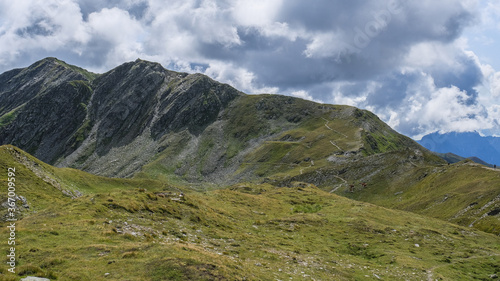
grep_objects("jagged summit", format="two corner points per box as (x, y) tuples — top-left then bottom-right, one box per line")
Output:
(0, 58), (91, 116)
(0, 57), (246, 175)
(37, 56), (64, 64)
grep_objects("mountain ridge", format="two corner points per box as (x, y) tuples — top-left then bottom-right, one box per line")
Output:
(0, 57), (438, 182)
(1, 58), (499, 236)
(432, 151), (493, 167)
(0, 58), (245, 177)
(418, 131), (500, 166)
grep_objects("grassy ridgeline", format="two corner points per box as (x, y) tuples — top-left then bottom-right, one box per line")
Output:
(347, 159), (500, 235)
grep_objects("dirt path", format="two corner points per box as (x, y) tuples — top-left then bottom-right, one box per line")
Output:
(329, 175), (348, 193)
(322, 117), (348, 138)
(322, 117), (348, 151)
(482, 166), (500, 171)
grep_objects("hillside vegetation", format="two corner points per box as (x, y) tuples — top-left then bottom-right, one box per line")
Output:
(1, 145), (500, 280)
(348, 159), (500, 235)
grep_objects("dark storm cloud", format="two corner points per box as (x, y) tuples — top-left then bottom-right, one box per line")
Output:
(159, 0), (477, 107)
(15, 19), (57, 37)
(227, 0), (476, 92)
(275, 0), (371, 31)
(365, 72), (420, 109)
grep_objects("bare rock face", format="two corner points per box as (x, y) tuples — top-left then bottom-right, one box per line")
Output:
(0, 58), (93, 163)
(20, 277), (51, 281)
(89, 60), (241, 156)
(0, 58), (89, 115)
(0, 58), (244, 177)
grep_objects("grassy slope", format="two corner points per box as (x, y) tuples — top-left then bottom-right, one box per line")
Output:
(1, 145), (500, 280)
(135, 94), (500, 237)
(348, 159), (500, 235)
(138, 94), (438, 185)
(54, 58), (99, 82)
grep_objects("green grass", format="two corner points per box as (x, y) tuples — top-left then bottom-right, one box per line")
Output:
(72, 119), (92, 146)
(347, 160), (500, 235)
(0, 109), (19, 128)
(292, 203), (323, 213)
(129, 94), (436, 193)
(55, 58), (99, 81)
(1, 146), (500, 280)
(2, 181), (500, 280)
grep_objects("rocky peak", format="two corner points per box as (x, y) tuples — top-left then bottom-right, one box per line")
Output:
(0, 57), (244, 174)
(89, 58), (243, 156)
(0, 57), (94, 117)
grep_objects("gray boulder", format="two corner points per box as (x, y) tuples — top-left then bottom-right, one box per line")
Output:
(20, 277), (50, 281)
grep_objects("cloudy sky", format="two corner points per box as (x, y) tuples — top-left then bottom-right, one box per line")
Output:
(1, 0), (500, 139)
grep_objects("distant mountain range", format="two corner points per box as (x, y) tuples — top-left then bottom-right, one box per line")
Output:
(418, 131), (500, 166)
(432, 152), (494, 167)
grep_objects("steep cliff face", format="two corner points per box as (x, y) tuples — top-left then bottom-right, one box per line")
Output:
(0, 58), (245, 177)
(69, 59), (244, 177)
(0, 58), (92, 117)
(0, 58), (95, 163)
